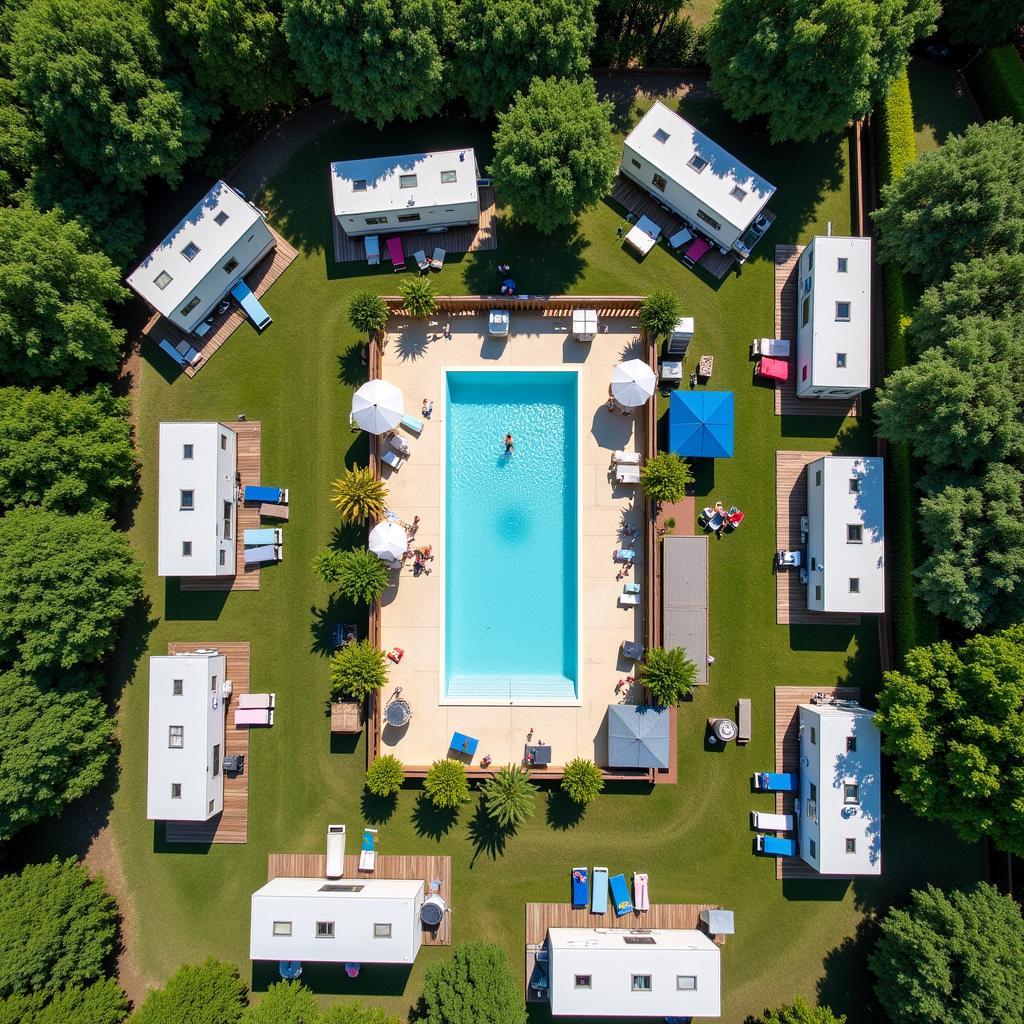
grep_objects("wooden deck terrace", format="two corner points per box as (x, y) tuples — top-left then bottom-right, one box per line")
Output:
(773, 245), (860, 418)
(165, 642), (251, 844)
(524, 901), (723, 947)
(267, 853), (451, 946)
(333, 187), (498, 264)
(142, 228), (297, 378)
(181, 420), (262, 592)
(775, 451), (860, 626)
(773, 686), (860, 880)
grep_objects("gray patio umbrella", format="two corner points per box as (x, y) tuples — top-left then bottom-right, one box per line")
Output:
(607, 703), (670, 769)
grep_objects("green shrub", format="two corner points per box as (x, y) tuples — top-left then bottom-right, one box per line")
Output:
(421, 941), (526, 1024)
(876, 70), (916, 188)
(638, 290), (682, 339)
(0, 979), (129, 1024)
(365, 755), (404, 797)
(639, 646), (697, 705)
(347, 291), (389, 334)
(400, 278), (437, 318)
(330, 467), (388, 525)
(481, 764), (536, 828)
(131, 958), (246, 1024)
(423, 759), (470, 810)
(313, 548), (390, 604)
(560, 758), (604, 805)
(968, 44), (1024, 123)
(329, 640), (388, 702)
(640, 451), (693, 504)
(760, 996), (846, 1024)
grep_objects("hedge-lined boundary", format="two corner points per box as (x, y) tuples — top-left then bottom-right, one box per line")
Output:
(876, 71), (939, 665)
(968, 45), (1024, 122)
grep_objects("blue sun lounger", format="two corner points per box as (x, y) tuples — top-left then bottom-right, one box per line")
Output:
(244, 485), (287, 504)
(753, 771), (798, 792)
(243, 544), (281, 565)
(609, 873), (633, 917)
(756, 835), (798, 857)
(571, 868), (589, 908)
(230, 279), (272, 330)
(243, 528), (280, 547)
(591, 867), (609, 913)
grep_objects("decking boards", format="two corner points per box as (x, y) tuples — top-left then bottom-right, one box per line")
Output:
(165, 642), (251, 844)
(524, 901), (721, 946)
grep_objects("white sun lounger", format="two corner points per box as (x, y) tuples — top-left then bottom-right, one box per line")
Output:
(359, 827), (378, 871)
(237, 693), (275, 710)
(389, 434), (411, 457)
(429, 247), (446, 271)
(414, 249), (431, 272)
(619, 592), (640, 607)
(751, 811), (795, 832)
(382, 450), (403, 469)
(616, 466), (641, 484)
(613, 450), (642, 465)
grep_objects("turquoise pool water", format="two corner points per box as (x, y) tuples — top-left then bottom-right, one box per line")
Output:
(444, 370), (578, 702)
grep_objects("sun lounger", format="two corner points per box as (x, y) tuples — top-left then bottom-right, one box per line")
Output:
(609, 873), (633, 916)
(623, 215), (661, 258)
(237, 693), (275, 710)
(158, 337), (201, 368)
(621, 640), (644, 661)
(682, 236), (712, 268)
(235, 706), (273, 726)
(751, 811), (795, 832)
(359, 828), (378, 871)
(401, 414), (423, 435)
(668, 227), (694, 250)
(756, 835), (798, 857)
(244, 485), (288, 504)
(571, 867), (589, 909)
(230, 279), (272, 330)
(737, 698), (751, 744)
(751, 337), (791, 358)
(413, 249), (431, 273)
(389, 434), (411, 457)
(633, 872), (649, 912)
(615, 548), (636, 562)
(244, 544), (281, 565)
(429, 247), (446, 271)
(244, 527), (281, 547)
(591, 867), (609, 913)
(260, 502), (289, 521)
(613, 450), (642, 465)
(488, 309), (510, 337)
(386, 236), (405, 272)
(616, 467), (641, 484)
(382, 450), (403, 469)
(364, 235), (380, 267)
(753, 771), (798, 792)
(623, 582), (641, 595)
(756, 356), (789, 382)
(619, 592), (640, 607)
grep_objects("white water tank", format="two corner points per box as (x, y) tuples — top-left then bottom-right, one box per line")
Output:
(421, 894), (446, 927)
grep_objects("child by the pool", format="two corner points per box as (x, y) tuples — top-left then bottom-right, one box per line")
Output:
(504, 433), (514, 454)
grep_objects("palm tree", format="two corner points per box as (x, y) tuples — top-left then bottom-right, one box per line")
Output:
(481, 764), (536, 828)
(400, 277), (437, 318)
(330, 466), (387, 525)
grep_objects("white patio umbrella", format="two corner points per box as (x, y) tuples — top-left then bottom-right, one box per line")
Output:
(351, 379), (404, 434)
(368, 520), (408, 562)
(611, 359), (657, 408)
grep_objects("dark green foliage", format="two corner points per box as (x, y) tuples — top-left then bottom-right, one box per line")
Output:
(421, 941), (526, 1024)
(365, 754), (404, 796)
(0, 508), (143, 671)
(400, 277), (436, 318)
(283, 0), (450, 127)
(0, 979), (129, 1024)
(480, 764), (536, 828)
(0, 667), (113, 840)
(451, 0), (596, 119)
(869, 883), (1024, 1024)
(162, 0), (298, 111)
(0, 385), (137, 514)
(942, 0), (1024, 49)
(638, 289), (683, 339)
(639, 646), (698, 705)
(873, 119), (1024, 284)
(423, 758), (470, 810)
(595, 1), (706, 69)
(0, 77), (43, 203)
(321, 1005), (400, 1024)
(915, 464), (1024, 630)
(968, 45), (1024, 122)
(489, 77), (619, 233)
(877, 626), (1024, 851)
(760, 996), (846, 1024)
(313, 547), (390, 604)
(877, 70), (916, 187)
(347, 291), (390, 334)
(329, 640), (388, 702)
(0, 858), (116, 998)
(560, 757), (604, 805)
(644, 15), (707, 69)
(130, 959), (246, 1024)
(640, 451), (693, 503)
(239, 980), (318, 1023)
(13, 0), (211, 192)
(0, 200), (127, 388)
(707, 0), (938, 142)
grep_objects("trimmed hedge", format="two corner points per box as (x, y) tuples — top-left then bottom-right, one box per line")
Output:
(968, 45), (1024, 122)
(877, 71), (916, 186)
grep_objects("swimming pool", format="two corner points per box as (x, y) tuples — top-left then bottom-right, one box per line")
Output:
(443, 370), (579, 703)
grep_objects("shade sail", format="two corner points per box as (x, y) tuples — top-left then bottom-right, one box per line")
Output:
(607, 703), (670, 769)
(368, 520), (407, 561)
(611, 359), (657, 407)
(352, 379), (404, 434)
(668, 390), (734, 458)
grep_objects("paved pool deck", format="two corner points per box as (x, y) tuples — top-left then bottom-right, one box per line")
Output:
(377, 312), (646, 770)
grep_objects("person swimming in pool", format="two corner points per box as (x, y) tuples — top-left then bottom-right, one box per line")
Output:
(504, 433), (514, 455)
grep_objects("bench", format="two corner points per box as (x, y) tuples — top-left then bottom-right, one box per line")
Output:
(736, 698), (751, 745)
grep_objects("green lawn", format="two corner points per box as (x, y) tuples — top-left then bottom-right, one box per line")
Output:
(908, 58), (980, 156)
(689, 0), (719, 29)
(42, 91), (984, 1022)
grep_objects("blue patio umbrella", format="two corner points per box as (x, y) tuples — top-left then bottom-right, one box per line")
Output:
(668, 390), (734, 458)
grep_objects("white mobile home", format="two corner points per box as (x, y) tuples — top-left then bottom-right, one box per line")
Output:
(620, 102), (775, 255)
(146, 652), (227, 822)
(127, 180), (275, 333)
(250, 877), (424, 964)
(545, 927), (721, 1018)
(806, 455), (885, 614)
(158, 422), (237, 578)
(798, 701), (882, 876)
(331, 149), (480, 238)
(796, 235), (872, 398)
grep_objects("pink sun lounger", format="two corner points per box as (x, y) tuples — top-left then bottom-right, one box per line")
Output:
(235, 707), (274, 727)
(633, 872), (649, 911)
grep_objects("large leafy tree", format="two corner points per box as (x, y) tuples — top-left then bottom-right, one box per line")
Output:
(0, 508), (143, 672)
(707, 0), (937, 142)
(12, 0), (210, 192)
(869, 883), (1024, 1024)
(0, 667), (113, 841)
(283, 0), (450, 127)
(873, 119), (1024, 284)
(0, 858), (116, 999)
(451, 0), (596, 119)
(876, 626), (1024, 852)
(941, 0), (1024, 48)
(421, 941), (526, 1024)
(0, 78), (43, 204)
(0, 200), (127, 388)
(239, 980), (318, 1023)
(760, 997), (846, 1024)
(914, 464), (1024, 630)
(489, 76), (619, 233)
(0, 385), (136, 514)
(162, 0), (297, 111)
(131, 959), (246, 1024)
(0, 979), (129, 1024)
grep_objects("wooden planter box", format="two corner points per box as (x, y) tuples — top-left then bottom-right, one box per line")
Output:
(330, 699), (363, 734)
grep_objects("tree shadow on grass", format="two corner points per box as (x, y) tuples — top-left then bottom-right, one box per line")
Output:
(361, 788), (398, 825)
(412, 793), (460, 841)
(817, 916), (881, 1022)
(545, 788), (586, 831)
(337, 342), (369, 389)
(309, 592), (365, 657)
(467, 797), (514, 866)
